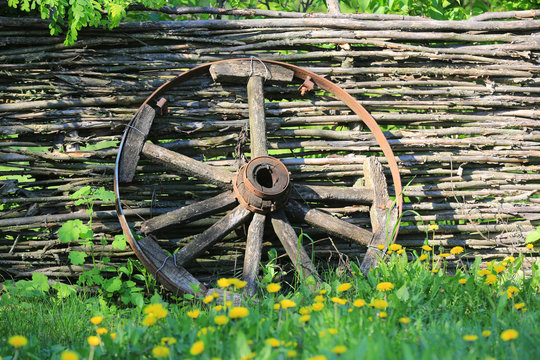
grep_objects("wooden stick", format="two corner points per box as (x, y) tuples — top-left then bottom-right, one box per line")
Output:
(248, 76), (269, 158)
(243, 213), (265, 296)
(174, 205), (252, 267)
(140, 191), (237, 234)
(291, 184), (374, 204)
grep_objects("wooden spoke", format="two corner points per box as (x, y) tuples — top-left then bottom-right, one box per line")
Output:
(271, 209), (319, 280)
(286, 199), (373, 246)
(174, 205), (252, 267)
(141, 142), (234, 189)
(243, 213), (266, 296)
(247, 76), (268, 158)
(138, 236), (206, 295)
(141, 191), (237, 235)
(292, 184), (374, 204)
(360, 157), (399, 274)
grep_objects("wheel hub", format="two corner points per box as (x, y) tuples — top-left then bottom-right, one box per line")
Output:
(233, 156), (290, 214)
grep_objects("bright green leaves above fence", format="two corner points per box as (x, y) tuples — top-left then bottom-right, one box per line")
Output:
(58, 219), (92, 243)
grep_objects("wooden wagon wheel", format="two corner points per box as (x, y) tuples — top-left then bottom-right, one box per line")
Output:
(114, 58), (403, 297)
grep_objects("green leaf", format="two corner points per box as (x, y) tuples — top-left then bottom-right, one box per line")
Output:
(112, 234), (127, 250)
(93, 187), (115, 202)
(71, 185), (92, 199)
(131, 293), (144, 308)
(53, 282), (76, 299)
(526, 229), (540, 244)
(68, 251), (87, 266)
(31, 273), (50, 293)
(395, 284), (410, 302)
(235, 331), (251, 359)
(103, 277), (122, 293)
(58, 220), (81, 243)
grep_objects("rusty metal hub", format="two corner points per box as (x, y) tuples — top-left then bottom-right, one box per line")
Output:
(233, 156), (290, 214)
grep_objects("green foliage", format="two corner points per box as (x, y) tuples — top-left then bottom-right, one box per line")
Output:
(526, 226), (540, 244)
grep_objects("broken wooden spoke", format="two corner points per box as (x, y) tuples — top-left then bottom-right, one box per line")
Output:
(271, 209), (319, 280)
(243, 213), (266, 296)
(174, 205), (252, 267)
(247, 76), (269, 158)
(286, 199), (373, 246)
(292, 184), (374, 204)
(141, 141), (234, 189)
(140, 191), (237, 235)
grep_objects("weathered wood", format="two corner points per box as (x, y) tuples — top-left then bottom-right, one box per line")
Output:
(140, 191), (237, 234)
(243, 213), (265, 296)
(209, 60), (294, 85)
(360, 158), (398, 275)
(292, 184), (374, 204)
(270, 209), (319, 280)
(174, 205), (252, 267)
(118, 104), (155, 183)
(247, 76), (268, 158)
(141, 142), (234, 189)
(138, 235), (205, 295)
(286, 199), (373, 246)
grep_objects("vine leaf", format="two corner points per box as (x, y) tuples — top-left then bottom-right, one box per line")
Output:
(68, 251), (87, 266)
(58, 219), (90, 243)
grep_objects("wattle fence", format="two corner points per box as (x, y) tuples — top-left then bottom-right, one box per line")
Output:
(1, 8), (539, 282)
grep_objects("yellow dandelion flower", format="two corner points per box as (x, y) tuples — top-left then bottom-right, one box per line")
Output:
(214, 305), (223, 311)
(397, 249), (405, 255)
(229, 307), (249, 319)
(234, 280), (247, 289)
(459, 278), (468, 284)
(377, 244), (385, 250)
(266, 283), (281, 293)
(90, 316), (103, 325)
(507, 286), (519, 298)
(331, 297), (348, 305)
(438, 253), (450, 258)
(212, 292), (220, 298)
(514, 302), (525, 310)
(96, 328), (108, 335)
(144, 303), (167, 319)
(429, 224), (439, 231)
(214, 315), (229, 325)
(450, 246), (464, 255)
(280, 299), (296, 309)
(370, 299), (388, 309)
(376, 282), (394, 291)
(432, 269), (439, 273)
(110, 333), (117, 340)
(87, 336), (100, 347)
(525, 243), (533, 250)
(314, 295), (325, 302)
(332, 345), (347, 354)
(399, 317), (411, 324)
(60, 350), (79, 360)
(482, 330), (491, 337)
(286, 350), (297, 357)
(241, 353), (256, 360)
(142, 314), (157, 327)
(248, 340), (254, 345)
(161, 337), (177, 345)
(477, 269), (491, 276)
(8, 335), (28, 348)
(308, 355), (327, 360)
(265, 338), (280, 347)
(273, 303), (281, 310)
(353, 298), (366, 308)
(328, 328), (338, 335)
(422, 245), (432, 251)
(299, 307), (311, 315)
(485, 274), (497, 285)
(312, 302), (325, 311)
(225, 300), (233, 307)
(217, 278), (230, 288)
(187, 309), (200, 319)
(228, 278), (240, 287)
(190, 340), (205, 355)
(493, 265), (506, 274)
(203, 295), (214, 304)
(463, 335), (478, 341)
(378, 311), (388, 318)
(319, 330), (327, 338)
(500, 329), (518, 341)
(152, 345), (171, 358)
(389, 243), (402, 251)
(418, 254), (428, 261)
(337, 283), (352, 292)
(319, 289), (327, 295)
(299, 315), (311, 322)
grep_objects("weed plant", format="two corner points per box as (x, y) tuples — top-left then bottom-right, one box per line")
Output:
(1, 248), (538, 360)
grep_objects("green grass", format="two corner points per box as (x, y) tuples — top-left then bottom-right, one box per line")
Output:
(1, 250), (538, 360)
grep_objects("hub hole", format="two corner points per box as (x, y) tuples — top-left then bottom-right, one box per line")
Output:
(255, 167), (274, 188)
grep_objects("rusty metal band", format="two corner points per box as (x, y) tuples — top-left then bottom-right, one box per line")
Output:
(114, 58), (403, 285)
